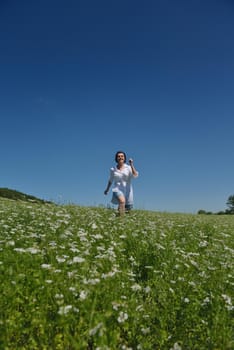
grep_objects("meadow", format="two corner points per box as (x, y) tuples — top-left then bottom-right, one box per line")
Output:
(0, 198), (233, 350)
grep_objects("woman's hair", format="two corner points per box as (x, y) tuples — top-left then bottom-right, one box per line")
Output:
(115, 151), (127, 163)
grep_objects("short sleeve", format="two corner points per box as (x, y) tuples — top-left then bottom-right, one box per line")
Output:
(128, 164), (138, 178)
(109, 167), (115, 183)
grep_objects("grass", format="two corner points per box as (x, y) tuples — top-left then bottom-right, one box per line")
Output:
(0, 198), (233, 349)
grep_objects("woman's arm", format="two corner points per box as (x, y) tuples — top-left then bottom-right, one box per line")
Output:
(104, 180), (112, 195)
(129, 159), (138, 177)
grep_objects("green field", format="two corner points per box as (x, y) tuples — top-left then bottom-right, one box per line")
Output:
(0, 198), (233, 349)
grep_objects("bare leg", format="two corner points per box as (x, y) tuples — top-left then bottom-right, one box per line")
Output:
(118, 195), (126, 216)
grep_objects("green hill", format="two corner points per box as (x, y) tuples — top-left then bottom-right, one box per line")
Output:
(0, 188), (52, 204)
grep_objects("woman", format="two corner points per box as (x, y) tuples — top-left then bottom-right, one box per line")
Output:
(104, 151), (139, 215)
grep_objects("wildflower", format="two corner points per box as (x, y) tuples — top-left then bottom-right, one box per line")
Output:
(117, 311), (128, 323)
(221, 294), (234, 311)
(64, 230), (72, 236)
(199, 240), (208, 248)
(79, 290), (88, 300)
(136, 305), (144, 312)
(49, 241), (57, 247)
(14, 248), (26, 253)
(67, 271), (76, 278)
(56, 256), (66, 263)
(170, 342), (182, 350)
(55, 293), (64, 300)
(155, 243), (165, 250)
(190, 259), (199, 268)
(202, 297), (210, 305)
(188, 281), (196, 287)
(70, 247), (79, 253)
(93, 233), (103, 240)
(144, 286), (151, 294)
(27, 247), (40, 254)
(178, 277), (185, 282)
(89, 322), (103, 336)
(141, 327), (150, 335)
(83, 278), (100, 285)
(41, 264), (52, 270)
(102, 270), (117, 279)
(6, 240), (15, 246)
(145, 265), (153, 269)
(131, 283), (142, 292)
(72, 256), (85, 263)
(58, 305), (73, 315)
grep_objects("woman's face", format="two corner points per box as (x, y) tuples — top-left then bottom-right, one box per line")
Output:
(116, 153), (125, 163)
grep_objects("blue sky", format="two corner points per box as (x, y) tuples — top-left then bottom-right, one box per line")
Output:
(1, 0), (234, 213)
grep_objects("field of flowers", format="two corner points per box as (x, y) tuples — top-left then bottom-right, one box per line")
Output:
(0, 198), (233, 350)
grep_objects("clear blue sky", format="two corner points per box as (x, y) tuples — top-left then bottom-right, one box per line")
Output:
(1, 0), (234, 213)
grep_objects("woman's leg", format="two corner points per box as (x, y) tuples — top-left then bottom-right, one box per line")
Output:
(118, 195), (126, 216)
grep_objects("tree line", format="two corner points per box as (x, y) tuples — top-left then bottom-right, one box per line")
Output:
(0, 188), (52, 204)
(198, 195), (234, 215)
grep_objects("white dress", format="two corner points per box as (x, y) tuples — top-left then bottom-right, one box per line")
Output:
(108, 164), (138, 206)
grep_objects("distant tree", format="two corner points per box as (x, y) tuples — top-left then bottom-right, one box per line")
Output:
(197, 209), (213, 215)
(226, 195), (234, 214)
(197, 209), (207, 215)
